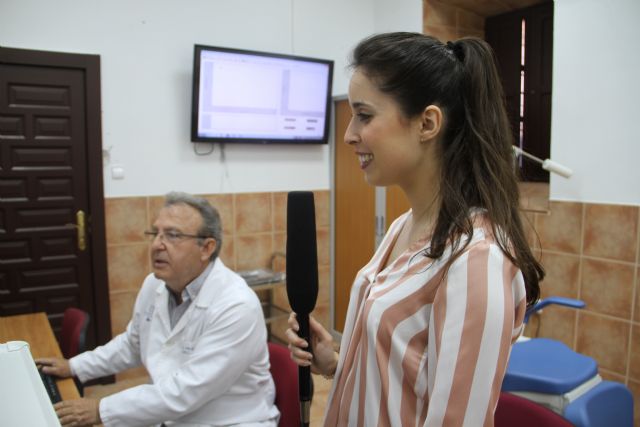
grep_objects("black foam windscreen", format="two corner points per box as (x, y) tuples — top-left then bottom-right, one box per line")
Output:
(286, 191), (318, 426)
(286, 191), (319, 315)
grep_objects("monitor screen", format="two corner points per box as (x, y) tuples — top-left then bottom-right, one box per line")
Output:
(191, 45), (334, 144)
(0, 341), (61, 427)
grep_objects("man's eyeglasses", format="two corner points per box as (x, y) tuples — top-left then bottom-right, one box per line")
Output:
(144, 230), (210, 244)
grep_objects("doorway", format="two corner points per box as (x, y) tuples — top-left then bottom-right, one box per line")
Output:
(0, 47), (111, 349)
(332, 98), (410, 332)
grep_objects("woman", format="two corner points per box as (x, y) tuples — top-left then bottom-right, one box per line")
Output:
(286, 32), (543, 426)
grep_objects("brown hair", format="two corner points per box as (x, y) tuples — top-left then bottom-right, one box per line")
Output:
(350, 32), (542, 305)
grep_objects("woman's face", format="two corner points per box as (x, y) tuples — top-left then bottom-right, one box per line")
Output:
(345, 69), (429, 188)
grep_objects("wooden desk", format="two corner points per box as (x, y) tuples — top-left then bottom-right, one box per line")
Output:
(0, 312), (80, 400)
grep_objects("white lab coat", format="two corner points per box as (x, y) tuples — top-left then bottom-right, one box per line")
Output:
(70, 259), (279, 427)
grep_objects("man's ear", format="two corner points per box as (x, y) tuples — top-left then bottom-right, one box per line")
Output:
(419, 105), (443, 142)
(200, 238), (217, 261)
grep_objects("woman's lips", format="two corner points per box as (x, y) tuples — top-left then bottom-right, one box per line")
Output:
(358, 153), (373, 169)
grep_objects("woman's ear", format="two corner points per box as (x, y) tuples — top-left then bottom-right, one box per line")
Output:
(419, 105), (443, 142)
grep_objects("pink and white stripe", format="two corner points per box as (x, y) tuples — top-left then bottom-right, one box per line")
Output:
(324, 211), (527, 427)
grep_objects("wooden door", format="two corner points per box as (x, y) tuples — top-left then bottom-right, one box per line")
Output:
(523, 2), (553, 182)
(333, 99), (375, 332)
(486, 12), (522, 156)
(486, 2), (553, 182)
(385, 186), (410, 229)
(0, 47), (110, 350)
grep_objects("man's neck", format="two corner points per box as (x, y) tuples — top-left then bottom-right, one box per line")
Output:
(168, 288), (183, 305)
(165, 261), (214, 305)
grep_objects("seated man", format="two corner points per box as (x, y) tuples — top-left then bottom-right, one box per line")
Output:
(37, 192), (279, 427)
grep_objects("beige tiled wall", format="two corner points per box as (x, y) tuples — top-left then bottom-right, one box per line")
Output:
(523, 199), (640, 424)
(105, 190), (640, 424)
(104, 190), (331, 373)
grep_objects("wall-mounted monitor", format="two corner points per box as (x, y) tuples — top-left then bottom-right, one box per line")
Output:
(191, 44), (334, 145)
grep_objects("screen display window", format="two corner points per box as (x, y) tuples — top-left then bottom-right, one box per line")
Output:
(192, 46), (333, 144)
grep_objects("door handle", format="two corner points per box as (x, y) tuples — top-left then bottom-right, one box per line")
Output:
(76, 210), (87, 251)
(65, 210), (87, 251)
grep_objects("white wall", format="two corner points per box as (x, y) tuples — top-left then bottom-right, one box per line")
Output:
(0, 0), (422, 197)
(551, 0), (640, 205)
(373, 0), (423, 34)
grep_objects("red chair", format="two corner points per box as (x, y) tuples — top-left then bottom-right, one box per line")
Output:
(268, 342), (300, 427)
(495, 392), (574, 427)
(59, 307), (90, 395)
(60, 307), (90, 359)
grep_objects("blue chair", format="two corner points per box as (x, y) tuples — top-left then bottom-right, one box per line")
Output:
(502, 297), (634, 427)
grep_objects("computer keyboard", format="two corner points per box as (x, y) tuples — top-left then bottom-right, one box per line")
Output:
(39, 370), (62, 404)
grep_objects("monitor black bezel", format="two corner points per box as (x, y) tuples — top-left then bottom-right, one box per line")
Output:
(190, 44), (334, 145)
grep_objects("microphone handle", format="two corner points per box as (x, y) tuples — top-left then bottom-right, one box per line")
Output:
(298, 312), (312, 427)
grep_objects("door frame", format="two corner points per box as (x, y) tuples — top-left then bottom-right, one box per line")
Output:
(332, 96), (376, 333)
(0, 47), (111, 347)
(331, 97), (412, 334)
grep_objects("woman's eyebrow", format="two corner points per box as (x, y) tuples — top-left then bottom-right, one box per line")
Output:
(351, 101), (371, 109)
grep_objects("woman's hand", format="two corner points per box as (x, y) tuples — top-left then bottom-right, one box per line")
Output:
(285, 312), (338, 377)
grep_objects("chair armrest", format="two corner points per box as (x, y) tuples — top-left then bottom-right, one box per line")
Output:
(525, 297), (585, 323)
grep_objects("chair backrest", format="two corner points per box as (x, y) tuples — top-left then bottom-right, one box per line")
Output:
(60, 308), (90, 359)
(268, 342), (300, 427)
(564, 380), (634, 427)
(495, 392), (573, 427)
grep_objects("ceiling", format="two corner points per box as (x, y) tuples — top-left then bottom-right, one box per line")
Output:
(443, 0), (549, 17)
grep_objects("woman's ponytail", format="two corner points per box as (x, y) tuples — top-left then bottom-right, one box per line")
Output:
(350, 32), (542, 306)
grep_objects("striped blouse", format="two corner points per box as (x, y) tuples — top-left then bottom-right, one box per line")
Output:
(324, 210), (527, 427)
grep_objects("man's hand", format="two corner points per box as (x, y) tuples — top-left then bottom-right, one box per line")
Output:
(35, 357), (72, 378)
(54, 398), (101, 427)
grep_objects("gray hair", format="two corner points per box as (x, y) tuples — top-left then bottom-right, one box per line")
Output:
(164, 191), (223, 261)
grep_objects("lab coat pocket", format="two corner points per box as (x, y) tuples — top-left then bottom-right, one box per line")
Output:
(182, 338), (195, 354)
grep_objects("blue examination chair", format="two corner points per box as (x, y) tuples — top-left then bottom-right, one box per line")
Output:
(502, 297), (634, 427)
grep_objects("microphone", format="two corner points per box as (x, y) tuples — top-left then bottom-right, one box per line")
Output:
(286, 191), (319, 427)
(512, 145), (573, 178)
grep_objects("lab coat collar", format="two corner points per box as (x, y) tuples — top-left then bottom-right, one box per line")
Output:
(153, 258), (225, 340)
(193, 258), (226, 309)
